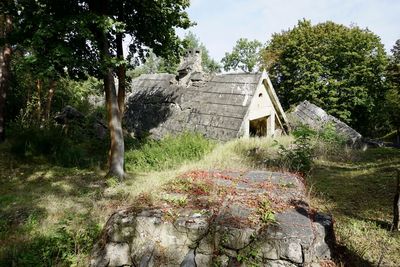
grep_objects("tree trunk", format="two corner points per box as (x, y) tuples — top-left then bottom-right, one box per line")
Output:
(116, 33), (126, 118)
(45, 80), (56, 120)
(0, 15), (12, 142)
(98, 23), (125, 178)
(393, 169), (400, 231)
(36, 79), (42, 122)
(89, 0), (125, 178)
(104, 68), (125, 178)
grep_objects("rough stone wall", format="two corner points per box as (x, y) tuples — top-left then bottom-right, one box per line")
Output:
(288, 101), (362, 145)
(90, 171), (335, 267)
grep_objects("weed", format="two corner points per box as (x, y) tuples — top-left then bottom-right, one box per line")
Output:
(162, 195), (188, 207)
(257, 200), (276, 224)
(8, 118), (108, 168)
(106, 177), (119, 188)
(236, 246), (261, 266)
(278, 131), (314, 175)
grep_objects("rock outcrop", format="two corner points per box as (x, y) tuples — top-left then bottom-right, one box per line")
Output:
(54, 105), (107, 139)
(90, 171), (335, 267)
(288, 101), (362, 146)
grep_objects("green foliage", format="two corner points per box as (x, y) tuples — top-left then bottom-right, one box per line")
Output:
(384, 39), (400, 137)
(182, 31), (221, 73)
(8, 48), (102, 126)
(0, 213), (100, 267)
(127, 32), (221, 77)
(258, 199), (276, 224)
(278, 127), (315, 174)
(222, 38), (263, 73)
(162, 195), (188, 207)
(125, 132), (214, 172)
(236, 246), (262, 267)
(278, 124), (347, 174)
(263, 20), (388, 136)
(8, 112), (108, 168)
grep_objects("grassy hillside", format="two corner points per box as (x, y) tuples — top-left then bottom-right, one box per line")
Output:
(310, 148), (400, 266)
(0, 133), (399, 266)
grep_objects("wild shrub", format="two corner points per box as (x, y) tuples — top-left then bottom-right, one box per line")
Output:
(278, 123), (347, 174)
(125, 132), (214, 172)
(8, 111), (108, 168)
(278, 126), (315, 174)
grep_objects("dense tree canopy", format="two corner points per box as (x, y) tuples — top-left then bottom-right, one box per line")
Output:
(385, 39), (400, 142)
(222, 38), (263, 73)
(262, 20), (388, 135)
(2, 0), (192, 177)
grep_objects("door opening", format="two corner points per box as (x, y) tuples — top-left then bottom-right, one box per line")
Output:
(249, 116), (268, 137)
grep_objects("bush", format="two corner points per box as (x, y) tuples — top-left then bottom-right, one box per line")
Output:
(8, 113), (108, 168)
(278, 128), (314, 174)
(278, 123), (347, 174)
(125, 132), (214, 172)
(237, 125), (347, 175)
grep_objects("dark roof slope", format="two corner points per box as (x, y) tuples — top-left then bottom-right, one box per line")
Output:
(124, 73), (262, 141)
(288, 101), (362, 145)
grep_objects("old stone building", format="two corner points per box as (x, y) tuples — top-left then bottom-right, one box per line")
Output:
(288, 100), (363, 145)
(124, 49), (289, 141)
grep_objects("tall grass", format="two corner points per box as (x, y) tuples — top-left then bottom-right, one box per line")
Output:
(125, 132), (214, 172)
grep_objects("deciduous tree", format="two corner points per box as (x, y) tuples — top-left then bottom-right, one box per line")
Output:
(4, 0), (192, 178)
(0, 3), (12, 142)
(222, 38), (263, 73)
(386, 40), (400, 143)
(262, 20), (388, 135)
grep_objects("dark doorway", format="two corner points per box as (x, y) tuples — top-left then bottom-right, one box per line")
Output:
(250, 116), (267, 137)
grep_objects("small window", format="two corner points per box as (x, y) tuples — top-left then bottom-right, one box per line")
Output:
(258, 93), (263, 97)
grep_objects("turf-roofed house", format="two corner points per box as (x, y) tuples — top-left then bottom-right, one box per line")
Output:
(124, 49), (289, 141)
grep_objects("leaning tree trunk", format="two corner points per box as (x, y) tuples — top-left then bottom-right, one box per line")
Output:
(0, 14), (12, 142)
(116, 32), (126, 118)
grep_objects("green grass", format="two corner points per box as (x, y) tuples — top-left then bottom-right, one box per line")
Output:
(309, 147), (400, 266)
(1, 131), (399, 266)
(0, 132), (215, 266)
(125, 132), (215, 172)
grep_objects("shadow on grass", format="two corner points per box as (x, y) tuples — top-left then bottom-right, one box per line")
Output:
(0, 158), (110, 266)
(310, 147), (400, 266)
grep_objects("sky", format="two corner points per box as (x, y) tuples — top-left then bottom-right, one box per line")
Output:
(178, 0), (400, 61)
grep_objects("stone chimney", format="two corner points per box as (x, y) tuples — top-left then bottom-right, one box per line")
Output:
(177, 48), (205, 86)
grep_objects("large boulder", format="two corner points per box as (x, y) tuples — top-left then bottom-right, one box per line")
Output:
(288, 101), (362, 146)
(90, 171), (335, 267)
